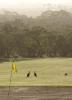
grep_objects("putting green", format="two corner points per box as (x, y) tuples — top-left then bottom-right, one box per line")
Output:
(0, 58), (72, 86)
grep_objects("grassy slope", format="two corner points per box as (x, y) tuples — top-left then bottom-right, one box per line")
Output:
(0, 58), (72, 86)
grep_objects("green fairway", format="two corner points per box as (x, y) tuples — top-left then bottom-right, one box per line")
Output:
(0, 58), (72, 86)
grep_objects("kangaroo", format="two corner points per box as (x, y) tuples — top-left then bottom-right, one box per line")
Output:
(34, 72), (37, 77)
(65, 73), (68, 76)
(27, 71), (30, 78)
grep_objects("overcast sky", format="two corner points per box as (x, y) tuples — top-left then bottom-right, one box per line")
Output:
(0, 0), (72, 17)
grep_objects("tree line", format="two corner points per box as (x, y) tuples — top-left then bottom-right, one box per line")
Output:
(0, 21), (72, 59)
(0, 10), (72, 59)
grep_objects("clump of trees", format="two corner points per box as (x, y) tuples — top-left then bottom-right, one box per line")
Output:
(0, 23), (72, 58)
(0, 10), (72, 59)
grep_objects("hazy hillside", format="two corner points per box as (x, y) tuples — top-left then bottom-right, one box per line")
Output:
(0, 10), (72, 58)
(30, 10), (72, 34)
(0, 10), (28, 23)
(0, 10), (72, 34)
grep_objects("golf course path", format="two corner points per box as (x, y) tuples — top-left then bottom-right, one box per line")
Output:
(0, 86), (72, 100)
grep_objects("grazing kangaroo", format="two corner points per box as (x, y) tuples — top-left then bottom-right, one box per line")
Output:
(27, 72), (30, 78)
(34, 72), (37, 77)
(65, 73), (68, 76)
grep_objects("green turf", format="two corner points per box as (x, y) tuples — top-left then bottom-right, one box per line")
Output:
(0, 58), (72, 86)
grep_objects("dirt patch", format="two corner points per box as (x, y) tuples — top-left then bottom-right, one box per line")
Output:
(0, 86), (72, 100)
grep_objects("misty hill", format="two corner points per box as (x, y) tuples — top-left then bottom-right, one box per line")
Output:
(0, 10), (72, 57)
(30, 10), (72, 34)
(0, 10), (72, 34)
(0, 10), (28, 22)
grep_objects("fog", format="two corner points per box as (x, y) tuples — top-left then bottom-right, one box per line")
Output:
(0, 0), (72, 17)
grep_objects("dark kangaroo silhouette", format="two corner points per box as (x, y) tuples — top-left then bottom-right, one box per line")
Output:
(27, 72), (30, 78)
(34, 72), (37, 77)
(65, 73), (68, 76)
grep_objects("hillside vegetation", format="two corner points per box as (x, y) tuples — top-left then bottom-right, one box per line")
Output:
(0, 10), (72, 58)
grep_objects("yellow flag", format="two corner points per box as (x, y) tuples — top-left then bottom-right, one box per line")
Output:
(12, 63), (17, 73)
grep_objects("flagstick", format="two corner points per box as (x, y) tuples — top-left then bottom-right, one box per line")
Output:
(7, 59), (13, 98)
(7, 58), (16, 99)
(8, 70), (12, 96)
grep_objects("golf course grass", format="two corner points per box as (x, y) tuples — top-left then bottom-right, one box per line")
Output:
(0, 58), (72, 86)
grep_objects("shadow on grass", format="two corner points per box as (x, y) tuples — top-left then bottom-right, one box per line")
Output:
(0, 57), (40, 63)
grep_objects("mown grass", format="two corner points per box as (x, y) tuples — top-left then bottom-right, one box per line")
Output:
(0, 58), (72, 86)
